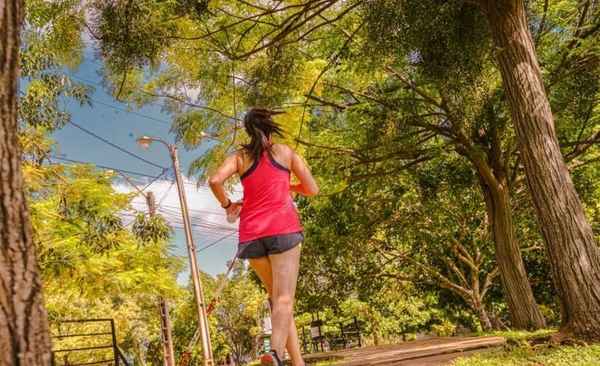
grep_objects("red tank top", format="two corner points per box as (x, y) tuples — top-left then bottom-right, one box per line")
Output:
(238, 148), (302, 242)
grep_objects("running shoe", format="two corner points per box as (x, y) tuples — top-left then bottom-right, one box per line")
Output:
(260, 350), (282, 366)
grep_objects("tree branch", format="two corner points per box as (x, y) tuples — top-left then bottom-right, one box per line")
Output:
(385, 67), (443, 110)
(303, 94), (360, 110)
(348, 156), (431, 182)
(563, 128), (600, 162)
(480, 267), (500, 299)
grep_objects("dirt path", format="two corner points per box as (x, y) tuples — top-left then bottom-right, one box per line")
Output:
(302, 336), (506, 366)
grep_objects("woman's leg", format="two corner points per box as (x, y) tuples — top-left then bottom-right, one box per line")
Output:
(249, 245), (303, 365)
(286, 317), (303, 363)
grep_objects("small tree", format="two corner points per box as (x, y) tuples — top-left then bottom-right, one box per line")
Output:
(212, 261), (266, 364)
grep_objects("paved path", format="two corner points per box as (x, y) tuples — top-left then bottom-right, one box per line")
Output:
(302, 336), (506, 365)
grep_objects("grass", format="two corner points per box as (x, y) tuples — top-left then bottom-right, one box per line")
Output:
(451, 330), (600, 366)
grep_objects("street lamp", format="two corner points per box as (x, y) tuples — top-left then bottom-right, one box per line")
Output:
(137, 136), (214, 366)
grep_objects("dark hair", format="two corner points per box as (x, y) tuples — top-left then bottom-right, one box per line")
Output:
(242, 108), (286, 162)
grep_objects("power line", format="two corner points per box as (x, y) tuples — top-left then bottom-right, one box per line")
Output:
(64, 70), (172, 125)
(55, 123), (203, 180)
(91, 99), (172, 125)
(197, 231), (237, 253)
(51, 156), (165, 178)
(140, 169), (172, 193)
(67, 120), (168, 170)
(156, 203), (234, 219)
(50, 155), (244, 201)
(51, 155), (246, 200)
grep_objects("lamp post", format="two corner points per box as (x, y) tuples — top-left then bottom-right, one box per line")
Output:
(137, 136), (214, 366)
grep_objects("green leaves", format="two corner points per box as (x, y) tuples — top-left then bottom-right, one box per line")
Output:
(33, 0), (600, 343)
(90, 0), (177, 71)
(132, 213), (174, 246)
(20, 1), (92, 131)
(23, 158), (183, 297)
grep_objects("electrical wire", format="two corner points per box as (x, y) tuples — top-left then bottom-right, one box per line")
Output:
(67, 120), (167, 170)
(197, 231), (237, 253)
(51, 156), (160, 178)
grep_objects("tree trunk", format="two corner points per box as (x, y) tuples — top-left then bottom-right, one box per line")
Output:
(466, 294), (492, 331)
(368, 307), (379, 346)
(482, 0), (600, 341)
(480, 180), (546, 330)
(0, 0), (54, 365)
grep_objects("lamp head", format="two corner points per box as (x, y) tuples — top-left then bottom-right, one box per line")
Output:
(136, 136), (153, 149)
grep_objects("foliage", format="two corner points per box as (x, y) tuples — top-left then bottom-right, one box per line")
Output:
(452, 330), (600, 366)
(21, 0), (92, 131)
(21, 128), (184, 364)
(296, 148), (501, 331)
(24, 160), (182, 295)
(132, 213), (174, 246)
(169, 271), (228, 365)
(87, 0), (190, 100)
(22, 0), (600, 357)
(211, 261), (268, 363)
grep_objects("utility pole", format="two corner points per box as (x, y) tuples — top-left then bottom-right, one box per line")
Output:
(136, 136), (214, 366)
(146, 191), (176, 366)
(169, 144), (214, 366)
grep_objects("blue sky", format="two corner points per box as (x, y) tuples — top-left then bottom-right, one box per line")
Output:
(48, 53), (242, 281)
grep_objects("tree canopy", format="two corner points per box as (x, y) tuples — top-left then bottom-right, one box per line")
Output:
(81, 0), (600, 342)
(5, 1), (600, 365)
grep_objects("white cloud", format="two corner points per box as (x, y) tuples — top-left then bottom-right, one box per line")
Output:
(113, 176), (243, 278)
(113, 176), (242, 235)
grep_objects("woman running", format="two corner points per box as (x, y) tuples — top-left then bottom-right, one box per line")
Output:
(209, 108), (318, 366)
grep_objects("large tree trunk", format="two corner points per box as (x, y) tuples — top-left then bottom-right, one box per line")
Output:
(0, 0), (54, 365)
(482, 0), (600, 341)
(480, 180), (546, 330)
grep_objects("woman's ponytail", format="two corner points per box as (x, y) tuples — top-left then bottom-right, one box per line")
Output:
(242, 108), (286, 161)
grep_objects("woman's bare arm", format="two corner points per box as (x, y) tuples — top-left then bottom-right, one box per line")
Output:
(290, 150), (318, 196)
(209, 154), (242, 212)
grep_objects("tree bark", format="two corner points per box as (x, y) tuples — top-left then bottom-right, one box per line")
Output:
(461, 116), (546, 330)
(0, 0), (54, 364)
(467, 296), (492, 331)
(482, 0), (600, 341)
(480, 180), (546, 330)
(457, 107), (545, 329)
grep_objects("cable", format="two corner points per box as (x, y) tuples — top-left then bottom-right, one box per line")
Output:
(49, 147), (242, 244)
(52, 152), (223, 195)
(140, 168), (172, 192)
(51, 156), (161, 178)
(67, 120), (167, 170)
(197, 231), (237, 253)
(63, 70), (171, 125)
(49, 158), (229, 219)
(90, 99), (171, 125)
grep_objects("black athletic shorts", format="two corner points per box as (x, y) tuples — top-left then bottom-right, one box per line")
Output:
(237, 232), (304, 259)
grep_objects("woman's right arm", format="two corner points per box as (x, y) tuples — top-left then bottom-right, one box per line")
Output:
(209, 154), (242, 213)
(290, 150), (319, 197)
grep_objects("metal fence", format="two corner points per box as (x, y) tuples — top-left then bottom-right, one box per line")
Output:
(299, 317), (363, 354)
(52, 318), (130, 366)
